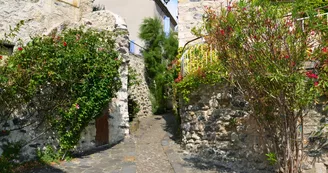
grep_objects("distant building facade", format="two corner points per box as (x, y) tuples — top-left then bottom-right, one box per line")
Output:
(94, 0), (178, 54)
(178, 0), (229, 47)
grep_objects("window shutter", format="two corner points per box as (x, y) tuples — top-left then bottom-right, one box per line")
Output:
(129, 40), (135, 54)
(164, 16), (170, 37)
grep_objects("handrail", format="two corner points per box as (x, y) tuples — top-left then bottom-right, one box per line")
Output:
(180, 13), (328, 77)
(297, 12), (328, 31)
(180, 43), (218, 76)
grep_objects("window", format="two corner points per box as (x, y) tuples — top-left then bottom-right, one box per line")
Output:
(129, 40), (135, 54)
(163, 16), (170, 37)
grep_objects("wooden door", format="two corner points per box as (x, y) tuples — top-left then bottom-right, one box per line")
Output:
(95, 110), (109, 146)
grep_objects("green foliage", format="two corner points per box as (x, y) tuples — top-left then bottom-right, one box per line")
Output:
(252, 0), (328, 13)
(128, 96), (140, 122)
(163, 32), (179, 62)
(190, 1), (328, 172)
(0, 26), (121, 158)
(139, 17), (178, 114)
(0, 156), (13, 173)
(175, 59), (227, 103)
(266, 152), (278, 165)
(1, 141), (22, 160)
(128, 67), (140, 87)
(37, 145), (62, 164)
(292, 0), (328, 13)
(139, 18), (164, 49)
(0, 141), (23, 173)
(127, 67), (141, 121)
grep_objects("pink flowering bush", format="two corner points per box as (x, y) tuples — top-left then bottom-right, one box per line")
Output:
(192, 1), (328, 172)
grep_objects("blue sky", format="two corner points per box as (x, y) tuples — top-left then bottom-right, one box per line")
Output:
(163, 0), (178, 20)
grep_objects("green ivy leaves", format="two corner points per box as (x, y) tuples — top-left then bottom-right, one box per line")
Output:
(0, 26), (122, 158)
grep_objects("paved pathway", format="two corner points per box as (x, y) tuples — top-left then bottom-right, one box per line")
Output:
(27, 114), (232, 173)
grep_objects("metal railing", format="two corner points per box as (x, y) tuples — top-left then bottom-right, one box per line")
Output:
(180, 43), (218, 76)
(297, 12), (328, 31)
(180, 13), (328, 77)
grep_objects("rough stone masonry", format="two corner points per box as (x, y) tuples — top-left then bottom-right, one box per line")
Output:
(0, 0), (131, 161)
(180, 83), (328, 173)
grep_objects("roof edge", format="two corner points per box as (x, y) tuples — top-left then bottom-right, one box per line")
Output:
(154, 0), (177, 26)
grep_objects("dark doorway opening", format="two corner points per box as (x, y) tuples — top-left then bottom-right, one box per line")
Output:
(95, 110), (109, 146)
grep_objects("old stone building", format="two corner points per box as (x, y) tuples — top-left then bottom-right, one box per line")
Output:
(0, 0), (131, 160)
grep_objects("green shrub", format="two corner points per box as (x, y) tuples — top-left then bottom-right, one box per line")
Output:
(128, 96), (140, 122)
(0, 26), (122, 158)
(190, 1), (328, 172)
(37, 145), (61, 164)
(0, 141), (24, 173)
(139, 17), (178, 113)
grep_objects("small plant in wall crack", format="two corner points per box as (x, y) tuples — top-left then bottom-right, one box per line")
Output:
(266, 152), (278, 165)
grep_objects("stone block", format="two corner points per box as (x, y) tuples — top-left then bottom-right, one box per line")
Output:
(313, 163), (326, 173)
(191, 133), (200, 140)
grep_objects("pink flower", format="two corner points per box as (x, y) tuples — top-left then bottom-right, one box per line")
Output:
(227, 6), (232, 11)
(75, 104), (80, 109)
(220, 29), (225, 35)
(306, 71), (318, 79)
(311, 30), (316, 35)
(322, 47), (327, 53)
(285, 55), (289, 59)
(18, 47), (23, 51)
(290, 61), (295, 67)
(314, 81), (319, 86)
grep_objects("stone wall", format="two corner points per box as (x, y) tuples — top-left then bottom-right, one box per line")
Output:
(128, 54), (152, 118)
(0, 0), (92, 46)
(0, 4), (130, 161)
(180, 84), (328, 172)
(178, 0), (232, 47)
(74, 10), (130, 149)
(180, 84), (274, 173)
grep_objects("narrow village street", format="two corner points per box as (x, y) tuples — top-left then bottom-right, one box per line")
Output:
(27, 114), (231, 173)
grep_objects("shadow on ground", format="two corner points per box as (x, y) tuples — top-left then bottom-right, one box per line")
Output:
(156, 112), (181, 143)
(72, 140), (122, 158)
(158, 112), (232, 173)
(24, 165), (64, 173)
(25, 142), (122, 173)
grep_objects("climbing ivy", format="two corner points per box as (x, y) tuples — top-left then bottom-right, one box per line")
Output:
(0, 26), (121, 158)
